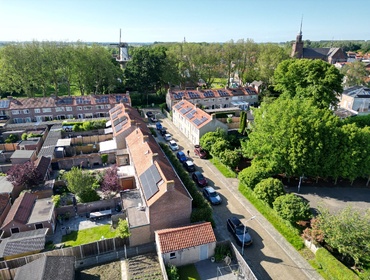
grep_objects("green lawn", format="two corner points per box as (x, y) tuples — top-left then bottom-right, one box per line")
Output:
(178, 264), (201, 280)
(62, 224), (116, 247)
(210, 157), (237, 178)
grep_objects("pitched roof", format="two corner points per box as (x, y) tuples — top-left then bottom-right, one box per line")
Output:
(14, 256), (75, 280)
(0, 193), (10, 215)
(343, 86), (370, 98)
(35, 156), (51, 179)
(0, 228), (48, 257)
(1, 192), (37, 228)
(156, 222), (216, 253)
(173, 99), (212, 129)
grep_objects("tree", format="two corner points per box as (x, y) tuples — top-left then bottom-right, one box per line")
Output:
(254, 177), (285, 207)
(238, 111), (246, 134)
(317, 206), (370, 267)
(219, 149), (241, 170)
(238, 160), (275, 190)
(62, 167), (99, 203)
(273, 193), (311, 224)
(115, 218), (131, 239)
(273, 59), (343, 109)
(199, 128), (226, 152)
(341, 61), (368, 87)
(101, 165), (119, 195)
(245, 98), (341, 179)
(5, 134), (19, 143)
(210, 139), (229, 157)
(7, 161), (42, 188)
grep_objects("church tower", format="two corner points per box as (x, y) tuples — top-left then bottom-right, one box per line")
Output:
(291, 18), (304, 58)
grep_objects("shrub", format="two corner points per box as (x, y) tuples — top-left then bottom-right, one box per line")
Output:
(166, 264), (179, 280)
(52, 195), (61, 207)
(273, 193), (311, 224)
(214, 243), (232, 262)
(238, 164), (272, 190)
(254, 177), (285, 207)
(116, 219), (130, 239)
(101, 154), (108, 164)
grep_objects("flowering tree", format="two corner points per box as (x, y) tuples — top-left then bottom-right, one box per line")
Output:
(101, 165), (119, 195)
(7, 161), (42, 188)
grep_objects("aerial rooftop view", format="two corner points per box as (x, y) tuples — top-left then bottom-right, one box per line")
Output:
(0, 1), (369, 280)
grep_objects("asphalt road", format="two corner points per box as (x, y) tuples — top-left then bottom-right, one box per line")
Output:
(146, 109), (322, 280)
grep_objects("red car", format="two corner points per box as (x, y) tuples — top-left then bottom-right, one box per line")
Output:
(194, 145), (207, 159)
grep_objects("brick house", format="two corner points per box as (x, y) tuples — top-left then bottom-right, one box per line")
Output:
(0, 93), (130, 123)
(155, 222), (216, 266)
(166, 87), (258, 112)
(0, 193), (11, 227)
(172, 99), (228, 145)
(0, 192), (55, 238)
(114, 104), (192, 246)
(339, 86), (370, 114)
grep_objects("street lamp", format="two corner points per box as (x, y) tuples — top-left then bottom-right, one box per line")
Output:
(242, 215), (256, 255)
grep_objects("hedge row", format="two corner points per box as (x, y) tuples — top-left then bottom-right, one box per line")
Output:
(315, 248), (359, 280)
(159, 142), (214, 227)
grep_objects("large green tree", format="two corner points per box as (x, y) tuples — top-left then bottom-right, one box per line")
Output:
(317, 206), (370, 267)
(273, 193), (311, 223)
(341, 61), (368, 87)
(273, 59), (343, 109)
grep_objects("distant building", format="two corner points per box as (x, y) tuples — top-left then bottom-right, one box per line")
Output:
(339, 86), (370, 114)
(291, 26), (347, 64)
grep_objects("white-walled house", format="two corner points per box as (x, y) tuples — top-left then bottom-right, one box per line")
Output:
(172, 99), (228, 145)
(339, 86), (370, 115)
(155, 222), (216, 267)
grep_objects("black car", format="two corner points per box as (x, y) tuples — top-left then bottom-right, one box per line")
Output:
(159, 128), (167, 136)
(146, 111), (154, 118)
(183, 160), (195, 172)
(192, 171), (207, 187)
(227, 217), (253, 246)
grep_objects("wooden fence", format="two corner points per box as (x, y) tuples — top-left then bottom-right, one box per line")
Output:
(0, 237), (156, 280)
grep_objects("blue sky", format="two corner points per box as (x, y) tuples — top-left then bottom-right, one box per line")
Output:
(0, 0), (369, 43)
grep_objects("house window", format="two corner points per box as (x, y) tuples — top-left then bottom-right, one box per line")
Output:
(23, 109), (30, 114)
(55, 107), (65, 112)
(42, 108), (52, 113)
(66, 106), (72, 111)
(12, 110), (20, 115)
(169, 252), (176, 259)
(25, 117), (32, 122)
(77, 106), (83, 111)
(14, 118), (23, 123)
(67, 114), (74, 119)
(11, 227), (20, 234)
(84, 106), (92, 110)
(35, 223), (43, 229)
(78, 114), (84, 119)
(34, 108), (41, 113)
(105, 104), (111, 109)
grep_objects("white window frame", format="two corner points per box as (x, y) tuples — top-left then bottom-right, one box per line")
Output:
(169, 252), (176, 259)
(105, 104), (111, 109)
(42, 108), (52, 113)
(34, 108), (41, 113)
(66, 106), (72, 111)
(77, 106), (83, 111)
(12, 110), (20, 115)
(23, 109), (30, 114)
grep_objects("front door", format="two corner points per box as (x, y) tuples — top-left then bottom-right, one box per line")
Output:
(199, 244), (208, 260)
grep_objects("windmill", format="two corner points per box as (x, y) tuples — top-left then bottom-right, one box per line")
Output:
(110, 29), (130, 65)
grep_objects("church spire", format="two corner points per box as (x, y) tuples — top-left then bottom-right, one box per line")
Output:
(291, 16), (304, 58)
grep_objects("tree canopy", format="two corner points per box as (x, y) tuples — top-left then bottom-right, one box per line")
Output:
(7, 161), (42, 188)
(273, 59), (343, 109)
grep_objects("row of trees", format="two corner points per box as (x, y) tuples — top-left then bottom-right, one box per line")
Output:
(0, 42), (122, 97)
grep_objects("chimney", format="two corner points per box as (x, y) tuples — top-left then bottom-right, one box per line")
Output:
(166, 180), (175, 192)
(143, 135), (149, 143)
(196, 87), (200, 91)
(126, 90), (130, 95)
(152, 153), (158, 164)
(211, 113), (216, 120)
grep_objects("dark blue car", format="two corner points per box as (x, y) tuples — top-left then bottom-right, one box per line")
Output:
(176, 151), (187, 163)
(156, 122), (162, 130)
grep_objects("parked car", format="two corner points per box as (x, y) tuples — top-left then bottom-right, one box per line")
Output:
(159, 128), (167, 136)
(183, 160), (195, 172)
(168, 140), (179, 151)
(192, 171), (207, 187)
(164, 133), (172, 141)
(203, 186), (222, 205)
(176, 151), (187, 163)
(146, 111), (154, 118)
(194, 145), (207, 159)
(227, 217), (253, 246)
(156, 122), (163, 130)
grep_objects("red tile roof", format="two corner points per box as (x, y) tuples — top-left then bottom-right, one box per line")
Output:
(156, 222), (216, 253)
(1, 192), (37, 228)
(172, 99), (212, 129)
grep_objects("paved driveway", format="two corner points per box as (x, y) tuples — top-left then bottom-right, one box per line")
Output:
(151, 111), (322, 280)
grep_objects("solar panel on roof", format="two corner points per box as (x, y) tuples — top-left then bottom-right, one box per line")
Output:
(109, 105), (120, 114)
(140, 164), (161, 200)
(186, 109), (196, 119)
(180, 107), (192, 115)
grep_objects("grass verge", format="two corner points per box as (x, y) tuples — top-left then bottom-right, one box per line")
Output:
(210, 157), (237, 178)
(178, 264), (201, 280)
(238, 183), (304, 250)
(62, 224), (116, 247)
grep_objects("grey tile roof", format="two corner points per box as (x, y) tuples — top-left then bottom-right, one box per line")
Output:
(14, 256), (75, 280)
(0, 228), (48, 257)
(38, 124), (62, 158)
(343, 86), (370, 98)
(10, 150), (35, 159)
